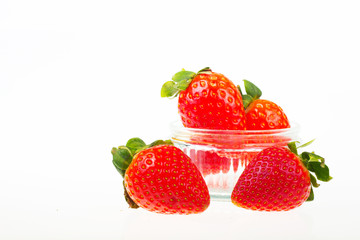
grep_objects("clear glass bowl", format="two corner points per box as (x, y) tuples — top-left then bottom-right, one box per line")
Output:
(170, 121), (300, 201)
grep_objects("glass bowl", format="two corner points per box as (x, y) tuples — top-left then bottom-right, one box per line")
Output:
(170, 121), (300, 201)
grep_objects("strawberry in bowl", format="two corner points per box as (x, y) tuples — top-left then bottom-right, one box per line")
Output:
(163, 68), (302, 200)
(238, 79), (290, 130)
(170, 120), (300, 199)
(161, 67), (246, 130)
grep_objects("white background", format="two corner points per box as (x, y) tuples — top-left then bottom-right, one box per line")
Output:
(1, 0), (359, 239)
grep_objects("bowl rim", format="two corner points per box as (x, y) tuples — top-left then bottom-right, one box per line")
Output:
(169, 120), (301, 136)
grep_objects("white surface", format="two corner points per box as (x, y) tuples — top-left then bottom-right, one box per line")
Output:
(0, 0), (359, 239)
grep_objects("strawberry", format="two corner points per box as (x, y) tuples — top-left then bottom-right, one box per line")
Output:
(231, 141), (332, 211)
(161, 67), (246, 130)
(238, 80), (290, 130)
(111, 138), (210, 214)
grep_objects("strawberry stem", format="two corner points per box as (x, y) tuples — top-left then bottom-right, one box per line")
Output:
(197, 67), (212, 74)
(126, 137), (146, 155)
(111, 146), (133, 178)
(244, 80), (262, 100)
(161, 81), (179, 98)
(238, 80), (262, 109)
(298, 139), (315, 148)
(287, 141), (332, 201)
(112, 138), (173, 175)
(161, 67), (211, 98)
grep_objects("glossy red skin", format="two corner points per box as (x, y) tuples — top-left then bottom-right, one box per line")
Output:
(178, 72), (246, 130)
(245, 99), (290, 130)
(124, 145), (210, 214)
(231, 146), (311, 211)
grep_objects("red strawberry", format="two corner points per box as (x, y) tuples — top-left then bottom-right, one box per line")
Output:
(246, 99), (290, 130)
(238, 80), (290, 130)
(161, 67), (246, 130)
(231, 141), (332, 211)
(111, 138), (210, 214)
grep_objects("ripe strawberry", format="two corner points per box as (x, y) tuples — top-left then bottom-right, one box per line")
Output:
(246, 99), (290, 130)
(231, 141), (332, 211)
(161, 67), (246, 130)
(238, 80), (290, 130)
(111, 138), (210, 214)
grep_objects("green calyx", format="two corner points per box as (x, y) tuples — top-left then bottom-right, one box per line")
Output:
(111, 137), (173, 177)
(161, 67), (212, 98)
(111, 137), (173, 209)
(237, 80), (262, 109)
(287, 140), (332, 202)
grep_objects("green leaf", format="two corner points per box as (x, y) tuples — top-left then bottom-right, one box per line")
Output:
(163, 139), (174, 145)
(308, 161), (332, 182)
(126, 137), (146, 155)
(244, 80), (262, 99)
(162, 69), (196, 99)
(307, 152), (324, 164)
(310, 172), (320, 188)
(300, 152), (310, 166)
(116, 169), (126, 178)
(111, 146), (133, 174)
(242, 95), (253, 109)
(197, 67), (212, 74)
(176, 79), (192, 91)
(111, 139), (173, 178)
(287, 141), (299, 155)
(306, 187), (314, 201)
(237, 85), (243, 96)
(298, 139), (315, 149)
(294, 145), (332, 203)
(161, 81), (179, 98)
(172, 70), (196, 83)
(148, 139), (173, 148)
(133, 139), (174, 154)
